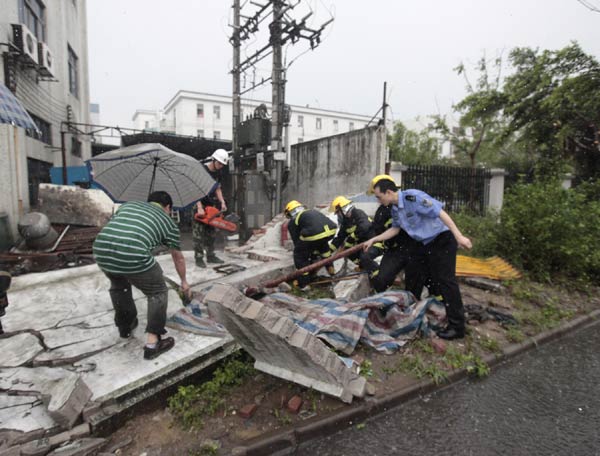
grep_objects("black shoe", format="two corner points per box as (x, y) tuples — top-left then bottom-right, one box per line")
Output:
(207, 255), (225, 264)
(143, 336), (175, 360)
(119, 317), (138, 339)
(195, 258), (207, 268)
(436, 326), (465, 340)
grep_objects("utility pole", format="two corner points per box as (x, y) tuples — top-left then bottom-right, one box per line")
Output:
(232, 0), (241, 156)
(271, 0), (285, 217)
(382, 81), (390, 172)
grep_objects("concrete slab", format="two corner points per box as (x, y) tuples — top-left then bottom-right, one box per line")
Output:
(204, 283), (367, 403)
(333, 274), (371, 302)
(0, 333), (43, 367)
(37, 184), (116, 227)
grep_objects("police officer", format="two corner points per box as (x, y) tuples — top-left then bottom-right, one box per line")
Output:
(285, 200), (337, 288)
(193, 149), (229, 268)
(328, 196), (380, 277)
(363, 176), (472, 340)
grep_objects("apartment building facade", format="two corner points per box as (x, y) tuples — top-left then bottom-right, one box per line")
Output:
(132, 90), (374, 147)
(0, 0), (91, 236)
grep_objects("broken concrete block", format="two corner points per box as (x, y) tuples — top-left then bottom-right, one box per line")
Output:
(46, 438), (106, 456)
(238, 404), (257, 419)
(0, 333), (43, 367)
(333, 274), (371, 302)
(204, 283), (367, 403)
(462, 277), (507, 293)
(43, 376), (92, 429)
(38, 184), (115, 227)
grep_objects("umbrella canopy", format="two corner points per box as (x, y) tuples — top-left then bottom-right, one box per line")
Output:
(86, 143), (217, 210)
(0, 82), (40, 132)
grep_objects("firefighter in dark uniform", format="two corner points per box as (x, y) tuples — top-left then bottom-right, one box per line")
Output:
(363, 176), (473, 340)
(192, 149), (229, 268)
(328, 196), (380, 277)
(285, 200), (337, 288)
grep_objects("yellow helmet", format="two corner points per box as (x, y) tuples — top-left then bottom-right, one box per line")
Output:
(367, 174), (396, 195)
(285, 200), (304, 217)
(329, 196), (352, 213)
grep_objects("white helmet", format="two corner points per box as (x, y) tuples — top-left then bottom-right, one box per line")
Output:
(211, 149), (229, 165)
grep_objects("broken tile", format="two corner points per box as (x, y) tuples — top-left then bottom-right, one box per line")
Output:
(238, 404), (257, 419)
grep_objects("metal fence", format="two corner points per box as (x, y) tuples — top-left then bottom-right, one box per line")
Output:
(401, 165), (492, 214)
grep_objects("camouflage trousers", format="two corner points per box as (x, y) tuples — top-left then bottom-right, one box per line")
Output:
(192, 218), (216, 261)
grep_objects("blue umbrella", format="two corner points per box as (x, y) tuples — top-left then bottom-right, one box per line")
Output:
(0, 82), (40, 132)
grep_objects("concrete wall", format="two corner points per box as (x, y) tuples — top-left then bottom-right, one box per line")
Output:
(0, 0), (91, 236)
(284, 126), (387, 208)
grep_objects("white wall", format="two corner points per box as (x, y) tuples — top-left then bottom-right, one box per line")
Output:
(0, 0), (91, 236)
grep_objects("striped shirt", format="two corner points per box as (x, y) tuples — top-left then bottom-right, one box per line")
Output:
(93, 201), (181, 274)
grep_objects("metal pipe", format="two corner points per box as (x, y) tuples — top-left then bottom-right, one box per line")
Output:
(262, 243), (366, 288)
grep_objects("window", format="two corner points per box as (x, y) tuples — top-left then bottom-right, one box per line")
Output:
(197, 104), (204, 118)
(213, 105), (221, 120)
(213, 131), (221, 140)
(297, 115), (304, 128)
(333, 119), (338, 132)
(26, 112), (52, 145)
(197, 129), (204, 137)
(349, 122), (354, 131)
(68, 45), (79, 97)
(144, 121), (149, 129)
(20, 0), (46, 41)
(298, 138), (303, 143)
(316, 118), (322, 130)
(71, 137), (82, 157)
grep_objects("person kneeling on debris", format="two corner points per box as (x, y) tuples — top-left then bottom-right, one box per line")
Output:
(285, 200), (337, 289)
(328, 196), (380, 278)
(93, 191), (191, 360)
(363, 176), (472, 340)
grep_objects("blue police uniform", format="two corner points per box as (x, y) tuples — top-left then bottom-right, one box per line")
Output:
(391, 189), (465, 333)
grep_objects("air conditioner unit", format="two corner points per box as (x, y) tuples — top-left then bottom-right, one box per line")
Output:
(12, 23), (39, 65)
(38, 42), (55, 78)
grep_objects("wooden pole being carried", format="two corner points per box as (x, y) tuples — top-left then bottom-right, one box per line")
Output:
(262, 243), (366, 289)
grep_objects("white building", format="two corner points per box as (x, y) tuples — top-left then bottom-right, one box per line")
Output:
(401, 115), (470, 159)
(133, 90), (374, 146)
(0, 0), (91, 237)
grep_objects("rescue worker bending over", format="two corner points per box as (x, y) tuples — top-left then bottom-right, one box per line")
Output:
(366, 175), (413, 292)
(285, 200), (337, 288)
(328, 196), (380, 277)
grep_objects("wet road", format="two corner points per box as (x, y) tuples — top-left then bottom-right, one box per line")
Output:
(301, 321), (600, 456)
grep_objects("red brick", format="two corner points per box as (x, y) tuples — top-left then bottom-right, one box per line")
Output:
(239, 403), (258, 419)
(287, 395), (303, 414)
(430, 338), (447, 354)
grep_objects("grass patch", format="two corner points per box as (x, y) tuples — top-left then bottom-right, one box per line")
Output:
(168, 353), (256, 430)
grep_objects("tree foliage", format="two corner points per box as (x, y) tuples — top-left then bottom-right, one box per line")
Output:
(387, 121), (443, 165)
(502, 43), (600, 180)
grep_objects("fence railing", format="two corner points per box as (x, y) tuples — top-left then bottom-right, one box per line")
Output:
(400, 165), (492, 214)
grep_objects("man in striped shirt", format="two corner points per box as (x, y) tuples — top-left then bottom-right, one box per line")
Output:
(93, 191), (190, 360)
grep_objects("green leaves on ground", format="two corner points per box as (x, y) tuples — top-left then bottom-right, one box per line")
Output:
(168, 353), (256, 430)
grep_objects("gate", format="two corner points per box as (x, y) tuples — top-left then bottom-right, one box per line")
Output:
(401, 165), (491, 214)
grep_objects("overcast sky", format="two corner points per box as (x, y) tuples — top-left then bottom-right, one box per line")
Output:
(87, 0), (600, 129)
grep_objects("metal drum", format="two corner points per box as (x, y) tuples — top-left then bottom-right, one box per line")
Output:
(17, 212), (58, 250)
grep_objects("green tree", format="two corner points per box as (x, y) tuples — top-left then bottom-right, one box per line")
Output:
(432, 55), (507, 170)
(388, 121), (442, 165)
(502, 43), (600, 180)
